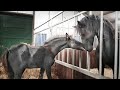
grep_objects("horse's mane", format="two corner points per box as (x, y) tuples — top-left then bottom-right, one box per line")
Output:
(78, 15), (115, 37)
(44, 35), (66, 44)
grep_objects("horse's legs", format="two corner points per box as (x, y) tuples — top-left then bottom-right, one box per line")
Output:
(39, 68), (45, 79)
(112, 66), (115, 79)
(14, 68), (25, 79)
(7, 61), (14, 79)
(117, 64), (119, 79)
(46, 67), (52, 79)
(97, 59), (105, 75)
(8, 72), (14, 79)
(14, 74), (22, 79)
(8, 69), (14, 79)
(44, 56), (54, 79)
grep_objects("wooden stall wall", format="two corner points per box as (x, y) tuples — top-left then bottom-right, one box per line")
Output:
(53, 49), (97, 79)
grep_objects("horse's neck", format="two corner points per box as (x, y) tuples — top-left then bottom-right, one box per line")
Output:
(45, 41), (67, 57)
(96, 27), (115, 58)
(96, 28), (114, 42)
(95, 18), (115, 41)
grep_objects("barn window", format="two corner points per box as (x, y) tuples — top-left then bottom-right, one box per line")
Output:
(35, 33), (47, 46)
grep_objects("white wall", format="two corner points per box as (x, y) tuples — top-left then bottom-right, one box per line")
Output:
(33, 11), (86, 46)
(34, 11), (80, 35)
(34, 11), (79, 45)
(34, 11), (49, 28)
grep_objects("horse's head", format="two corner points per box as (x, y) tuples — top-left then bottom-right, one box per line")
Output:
(74, 17), (96, 52)
(65, 33), (85, 51)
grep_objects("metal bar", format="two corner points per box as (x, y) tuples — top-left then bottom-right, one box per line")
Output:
(72, 49), (75, 65)
(34, 11), (64, 31)
(62, 49), (65, 62)
(79, 51), (82, 68)
(67, 49), (69, 63)
(99, 11), (104, 77)
(62, 11), (64, 31)
(114, 11), (118, 79)
(87, 51), (90, 71)
(86, 11), (92, 71)
(32, 11), (35, 45)
(58, 52), (61, 61)
(74, 12), (82, 68)
(55, 60), (111, 79)
(71, 49), (75, 79)
(48, 11), (52, 36)
(61, 12), (65, 62)
(34, 11), (87, 35)
(118, 27), (120, 79)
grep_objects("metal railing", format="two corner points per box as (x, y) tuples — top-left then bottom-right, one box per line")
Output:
(99, 11), (104, 77)
(114, 11), (119, 79)
(34, 11), (64, 31)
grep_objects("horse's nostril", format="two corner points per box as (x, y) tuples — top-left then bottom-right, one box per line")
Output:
(87, 48), (93, 52)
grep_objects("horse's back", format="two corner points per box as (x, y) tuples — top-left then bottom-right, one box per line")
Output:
(8, 44), (30, 65)
(27, 45), (39, 57)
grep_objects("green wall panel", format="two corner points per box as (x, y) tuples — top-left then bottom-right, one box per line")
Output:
(0, 13), (33, 56)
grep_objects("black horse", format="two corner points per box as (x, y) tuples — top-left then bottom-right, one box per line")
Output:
(74, 15), (119, 79)
(1, 33), (84, 79)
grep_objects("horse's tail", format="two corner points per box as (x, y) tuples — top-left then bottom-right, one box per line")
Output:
(0, 48), (9, 74)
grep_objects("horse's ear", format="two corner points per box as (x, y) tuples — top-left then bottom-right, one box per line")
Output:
(66, 33), (68, 36)
(77, 21), (81, 25)
(66, 33), (68, 39)
(66, 33), (71, 41)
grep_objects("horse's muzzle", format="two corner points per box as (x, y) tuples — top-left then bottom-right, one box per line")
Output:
(80, 47), (86, 51)
(87, 47), (93, 52)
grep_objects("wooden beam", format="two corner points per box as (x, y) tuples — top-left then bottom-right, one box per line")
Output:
(55, 60), (111, 79)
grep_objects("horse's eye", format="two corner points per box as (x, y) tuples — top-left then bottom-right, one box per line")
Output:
(81, 33), (85, 37)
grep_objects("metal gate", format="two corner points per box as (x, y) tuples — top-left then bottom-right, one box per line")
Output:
(33, 11), (120, 79)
